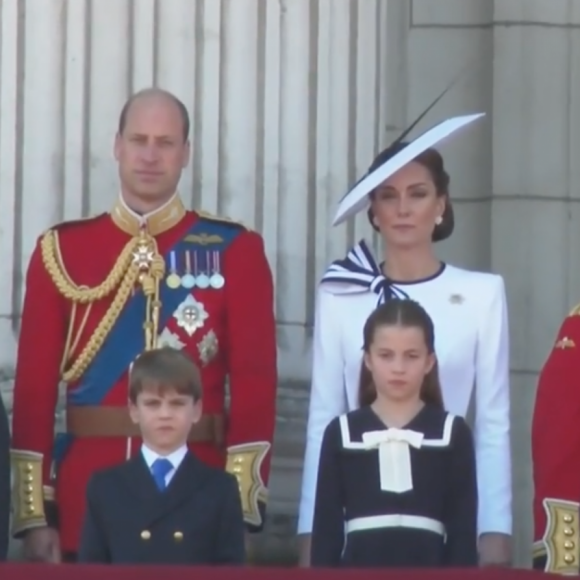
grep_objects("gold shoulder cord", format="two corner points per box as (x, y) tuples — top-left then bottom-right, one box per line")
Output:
(40, 228), (165, 383)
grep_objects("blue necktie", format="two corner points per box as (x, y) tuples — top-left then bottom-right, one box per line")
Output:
(151, 458), (173, 491)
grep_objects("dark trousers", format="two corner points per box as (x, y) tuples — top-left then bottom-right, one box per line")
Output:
(62, 552), (77, 563)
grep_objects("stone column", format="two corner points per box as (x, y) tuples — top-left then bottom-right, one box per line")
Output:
(491, 0), (580, 567)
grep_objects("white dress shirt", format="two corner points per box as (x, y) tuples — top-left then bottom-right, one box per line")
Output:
(298, 248), (512, 538)
(140, 443), (188, 486)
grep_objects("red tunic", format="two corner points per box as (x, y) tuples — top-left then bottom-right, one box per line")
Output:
(532, 307), (580, 575)
(10, 198), (277, 553)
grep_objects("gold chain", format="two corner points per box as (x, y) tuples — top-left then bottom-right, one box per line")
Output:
(40, 230), (139, 302)
(40, 228), (165, 383)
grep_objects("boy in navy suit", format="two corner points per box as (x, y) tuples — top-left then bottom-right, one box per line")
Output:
(78, 347), (245, 565)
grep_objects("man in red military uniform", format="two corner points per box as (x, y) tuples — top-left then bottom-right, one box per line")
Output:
(532, 303), (580, 575)
(10, 88), (277, 562)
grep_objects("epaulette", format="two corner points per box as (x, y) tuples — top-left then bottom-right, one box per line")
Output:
(40, 213), (108, 237)
(198, 210), (249, 231)
(569, 302), (580, 317)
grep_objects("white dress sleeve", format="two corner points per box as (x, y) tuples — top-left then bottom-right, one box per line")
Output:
(297, 287), (347, 534)
(474, 274), (512, 536)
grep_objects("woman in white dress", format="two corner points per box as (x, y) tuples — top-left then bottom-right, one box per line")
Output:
(297, 111), (512, 567)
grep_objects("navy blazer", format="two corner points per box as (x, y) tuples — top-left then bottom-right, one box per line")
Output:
(0, 395), (9, 561)
(78, 450), (245, 565)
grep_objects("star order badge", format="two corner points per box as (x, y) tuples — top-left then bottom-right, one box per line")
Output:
(173, 295), (208, 337)
(157, 328), (186, 350)
(197, 330), (219, 366)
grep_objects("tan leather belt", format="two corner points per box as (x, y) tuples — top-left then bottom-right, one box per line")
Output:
(66, 406), (225, 446)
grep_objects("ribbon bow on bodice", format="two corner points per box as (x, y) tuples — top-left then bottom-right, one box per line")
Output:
(361, 428), (424, 493)
(320, 240), (409, 304)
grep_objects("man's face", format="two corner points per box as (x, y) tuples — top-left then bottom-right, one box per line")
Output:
(114, 96), (190, 202)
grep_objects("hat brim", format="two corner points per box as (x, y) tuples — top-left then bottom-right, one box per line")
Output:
(332, 113), (485, 227)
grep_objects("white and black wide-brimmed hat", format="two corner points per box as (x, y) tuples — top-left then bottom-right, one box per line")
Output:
(332, 83), (485, 228)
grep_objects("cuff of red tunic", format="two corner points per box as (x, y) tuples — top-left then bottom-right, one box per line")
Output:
(11, 449), (58, 537)
(538, 498), (580, 575)
(226, 441), (271, 529)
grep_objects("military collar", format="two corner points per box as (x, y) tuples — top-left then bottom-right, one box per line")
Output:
(110, 193), (187, 236)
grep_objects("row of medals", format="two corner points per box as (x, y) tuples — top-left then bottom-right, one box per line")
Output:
(165, 250), (225, 290)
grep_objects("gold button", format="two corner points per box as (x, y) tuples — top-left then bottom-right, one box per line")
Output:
(26, 506), (35, 514)
(564, 527), (575, 536)
(234, 457), (243, 464)
(25, 476), (33, 483)
(564, 554), (575, 564)
(174, 531), (183, 541)
(564, 540), (575, 550)
(141, 530), (151, 540)
(233, 466), (242, 474)
(24, 464), (33, 473)
(564, 514), (574, 524)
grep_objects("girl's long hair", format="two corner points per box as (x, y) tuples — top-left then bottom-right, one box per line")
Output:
(358, 299), (444, 409)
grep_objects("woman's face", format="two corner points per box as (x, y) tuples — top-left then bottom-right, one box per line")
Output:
(369, 161), (445, 249)
(364, 324), (434, 404)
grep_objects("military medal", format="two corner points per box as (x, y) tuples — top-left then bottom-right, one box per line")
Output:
(166, 251), (182, 289)
(181, 250), (196, 289)
(209, 250), (225, 289)
(194, 251), (210, 289)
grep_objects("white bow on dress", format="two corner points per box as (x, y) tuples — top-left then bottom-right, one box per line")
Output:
(361, 428), (424, 493)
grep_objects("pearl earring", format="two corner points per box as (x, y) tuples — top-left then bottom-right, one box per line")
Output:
(435, 216), (443, 225)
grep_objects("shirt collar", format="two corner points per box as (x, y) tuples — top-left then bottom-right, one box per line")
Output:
(140, 443), (188, 470)
(110, 192), (187, 236)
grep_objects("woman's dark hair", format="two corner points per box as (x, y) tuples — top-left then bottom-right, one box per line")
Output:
(366, 143), (454, 242)
(358, 298), (444, 409)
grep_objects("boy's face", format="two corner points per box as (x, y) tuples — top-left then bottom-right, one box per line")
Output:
(129, 388), (202, 453)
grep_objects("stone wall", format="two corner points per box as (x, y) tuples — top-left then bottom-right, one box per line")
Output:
(1, 370), (309, 564)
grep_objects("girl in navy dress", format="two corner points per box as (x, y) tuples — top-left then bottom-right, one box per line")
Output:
(310, 299), (478, 568)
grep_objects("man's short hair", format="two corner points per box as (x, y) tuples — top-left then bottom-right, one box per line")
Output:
(117, 88), (190, 142)
(129, 347), (202, 403)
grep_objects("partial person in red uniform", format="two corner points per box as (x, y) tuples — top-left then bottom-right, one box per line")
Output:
(10, 88), (277, 563)
(0, 394), (9, 561)
(532, 303), (580, 575)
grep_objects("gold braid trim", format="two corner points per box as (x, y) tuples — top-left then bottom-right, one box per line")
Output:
(40, 230), (138, 303)
(40, 229), (146, 383)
